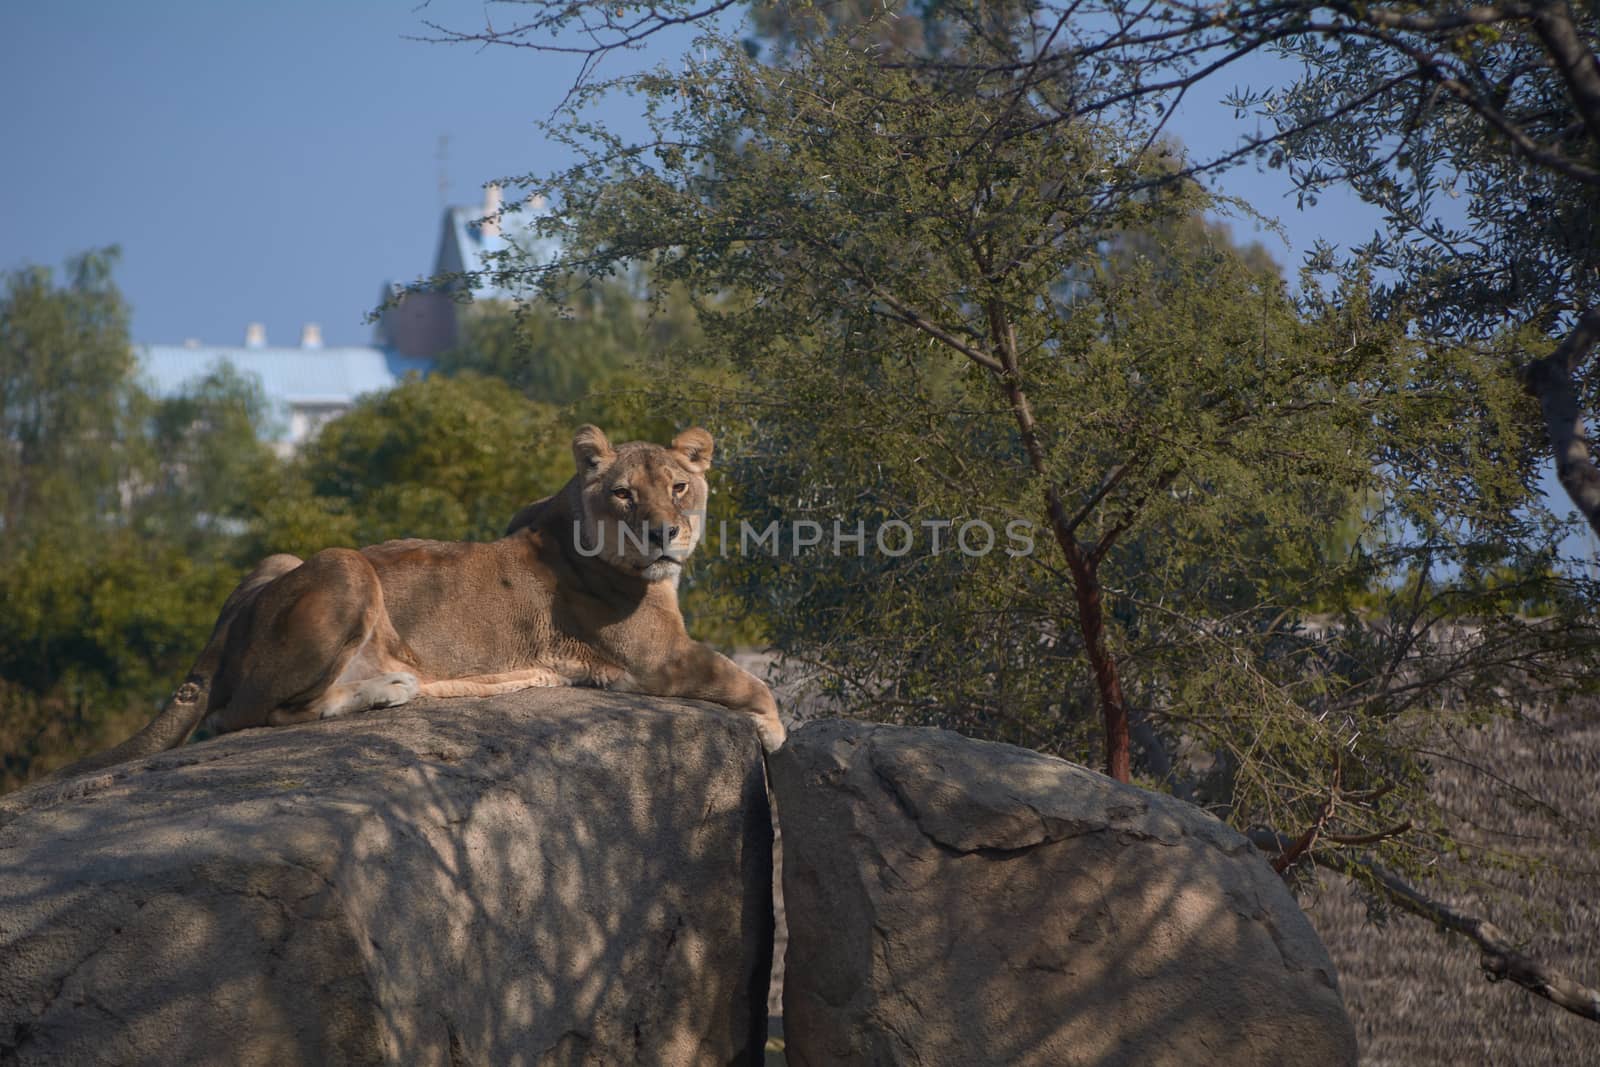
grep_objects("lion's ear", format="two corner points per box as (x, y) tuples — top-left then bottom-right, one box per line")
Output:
(573, 425), (614, 478)
(672, 427), (714, 473)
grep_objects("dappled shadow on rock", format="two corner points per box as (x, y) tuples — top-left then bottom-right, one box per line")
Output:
(0, 689), (773, 1066)
(771, 720), (1355, 1067)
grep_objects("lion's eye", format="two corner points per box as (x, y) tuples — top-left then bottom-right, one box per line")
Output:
(672, 482), (688, 495)
(612, 487), (632, 502)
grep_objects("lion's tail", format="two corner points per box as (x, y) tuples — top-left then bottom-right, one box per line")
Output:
(47, 669), (217, 779)
(0, 664), (217, 816)
(32, 553), (304, 787)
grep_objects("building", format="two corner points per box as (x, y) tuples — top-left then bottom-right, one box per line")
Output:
(373, 184), (558, 359)
(138, 185), (555, 450)
(138, 326), (433, 452)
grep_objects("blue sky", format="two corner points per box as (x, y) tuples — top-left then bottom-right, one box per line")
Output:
(1, 0), (681, 347)
(3, 2), (1588, 559)
(3, 1), (1373, 349)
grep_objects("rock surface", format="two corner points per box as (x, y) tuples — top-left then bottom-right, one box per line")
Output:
(0, 690), (773, 1066)
(769, 720), (1356, 1067)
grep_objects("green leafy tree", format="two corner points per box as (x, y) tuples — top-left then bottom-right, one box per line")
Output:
(496, 14), (1456, 787)
(253, 372), (568, 550)
(0, 253), (281, 787)
(421, 0), (1600, 1020)
(438, 276), (704, 407)
(141, 363), (281, 547)
(0, 249), (144, 537)
(1229, 3), (1600, 541)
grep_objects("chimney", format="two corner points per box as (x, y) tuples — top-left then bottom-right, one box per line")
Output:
(300, 323), (324, 349)
(482, 182), (503, 238)
(245, 322), (267, 348)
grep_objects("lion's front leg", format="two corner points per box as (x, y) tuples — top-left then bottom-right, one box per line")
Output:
(620, 641), (786, 753)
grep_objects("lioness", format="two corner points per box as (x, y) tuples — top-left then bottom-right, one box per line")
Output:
(54, 424), (785, 780)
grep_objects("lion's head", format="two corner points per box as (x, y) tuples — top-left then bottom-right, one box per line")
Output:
(572, 425), (713, 582)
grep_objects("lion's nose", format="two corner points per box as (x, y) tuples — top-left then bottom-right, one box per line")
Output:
(648, 524), (681, 547)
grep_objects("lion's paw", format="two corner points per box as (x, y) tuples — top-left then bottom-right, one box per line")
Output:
(361, 672), (420, 711)
(757, 717), (787, 754)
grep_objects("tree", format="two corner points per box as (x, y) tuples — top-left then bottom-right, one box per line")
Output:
(142, 363), (281, 547)
(502, 5), (1581, 797)
(0, 252), (283, 788)
(1228, 3), (1600, 539)
(421, 0), (1600, 1022)
(438, 275), (704, 407)
(251, 371), (569, 551)
(0, 249), (143, 538)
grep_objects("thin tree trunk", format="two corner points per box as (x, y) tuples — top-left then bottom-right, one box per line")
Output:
(1060, 532), (1133, 782)
(985, 302), (1133, 782)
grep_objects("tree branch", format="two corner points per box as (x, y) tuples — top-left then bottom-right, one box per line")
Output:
(1321, 821), (1413, 846)
(1350, 2), (1525, 33)
(1248, 827), (1600, 1024)
(1307, 8), (1600, 185)
(1063, 462), (1131, 537)
(1272, 788), (1336, 874)
(1527, 2), (1600, 147)
(412, 0), (745, 108)
(1089, 467), (1179, 567)
(870, 293), (1006, 373)
(1522, 307), (1600, 536)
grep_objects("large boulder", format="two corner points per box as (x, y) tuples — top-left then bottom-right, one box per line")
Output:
(770, 720), (1356, 1066)
(0, 690), (773, 1066)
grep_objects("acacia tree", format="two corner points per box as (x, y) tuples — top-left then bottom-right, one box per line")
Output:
(527, 22), (1246, 785)
(427, 0), (1600, 535)
(482, 3), (1568, 789)
(425, 0), (1600, 1021)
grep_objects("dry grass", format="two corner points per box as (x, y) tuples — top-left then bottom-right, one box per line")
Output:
(1304, 704), (1600, 1065)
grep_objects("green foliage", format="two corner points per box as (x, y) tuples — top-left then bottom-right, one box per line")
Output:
(0, 252), (283, 787)
(438, 276), (703, 407)
(282, 371), (568, 545)
(483, 5), (1600, 877)
(0, 248), (143, 538)
(142, 363), (281, 546)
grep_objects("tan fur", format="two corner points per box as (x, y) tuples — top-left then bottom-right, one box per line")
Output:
(52, 426), (784, 780)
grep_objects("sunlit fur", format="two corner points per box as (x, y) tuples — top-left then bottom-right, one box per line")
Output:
(573, 426), (711, 584)
(39, 424), (784, 784)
